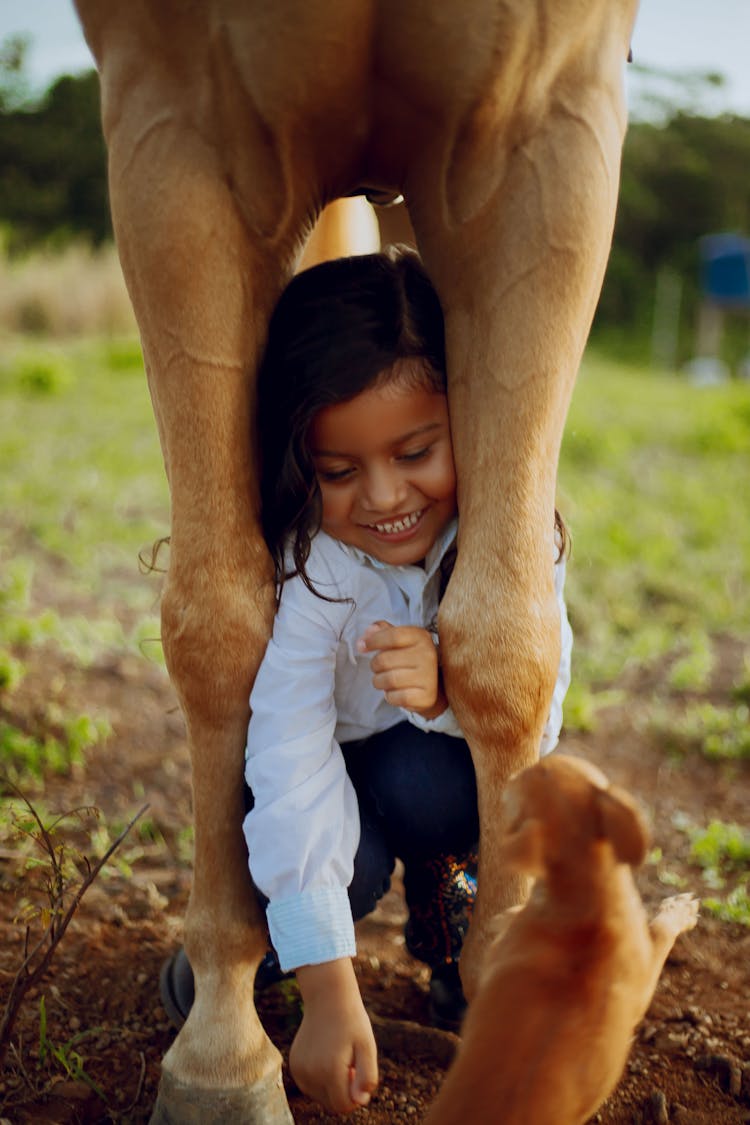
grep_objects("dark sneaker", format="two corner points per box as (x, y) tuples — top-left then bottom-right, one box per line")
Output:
(429, 960), (467, 1032)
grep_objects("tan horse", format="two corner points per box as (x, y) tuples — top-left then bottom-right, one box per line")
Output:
(73, 3), (639, 1121)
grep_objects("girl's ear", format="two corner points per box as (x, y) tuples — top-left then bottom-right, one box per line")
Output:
(595, 786), (649, 866)
(499, 818), (546, 879)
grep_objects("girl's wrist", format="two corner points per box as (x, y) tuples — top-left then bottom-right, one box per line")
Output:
(413, 690), (449, 720)
(412, 666), (448, 720)
(296, 957), (359, 1004)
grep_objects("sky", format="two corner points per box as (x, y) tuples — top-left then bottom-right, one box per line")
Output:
(1, 0), (750, 119)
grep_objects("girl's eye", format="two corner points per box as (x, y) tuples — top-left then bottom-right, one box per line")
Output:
(317, 466), (355, 482)
(399, 446), (431, 463)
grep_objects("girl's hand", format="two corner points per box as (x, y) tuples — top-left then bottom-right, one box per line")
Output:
(291, 959), (378, 1114)
(357, 620), (448, 719)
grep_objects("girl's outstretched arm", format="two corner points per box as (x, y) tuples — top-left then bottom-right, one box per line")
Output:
(291, 958), (379, 1114)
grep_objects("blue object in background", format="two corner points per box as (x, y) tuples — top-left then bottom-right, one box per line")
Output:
(699, 233), (750, 307)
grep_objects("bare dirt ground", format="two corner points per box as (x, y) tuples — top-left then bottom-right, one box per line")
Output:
(1, 589), (749, 1123)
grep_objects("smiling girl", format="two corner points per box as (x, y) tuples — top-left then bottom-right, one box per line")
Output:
(243, 249), (572, 1114)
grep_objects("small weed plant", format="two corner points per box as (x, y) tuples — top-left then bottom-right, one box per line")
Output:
(675, 816), (750, 926)
(702, 884), (750, 925)
(37, 994), (105, 1098)
(689, 819), (750, 879)
(649, 700), (750, 761)
(0, 781), (146, 1071)
(0, 711), (111, 788)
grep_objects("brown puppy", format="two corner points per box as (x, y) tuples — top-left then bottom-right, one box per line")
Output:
(425, 755), (699, 1125)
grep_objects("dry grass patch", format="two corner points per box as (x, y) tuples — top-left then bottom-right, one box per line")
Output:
(0, 243), (135, 338)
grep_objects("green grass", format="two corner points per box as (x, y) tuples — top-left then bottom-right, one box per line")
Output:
(0, 337), (165, 786)
(689, 819), (750, 874)
(677, 818), (750, 925)
(0, 337), (167, 600)
(650, 701), (750, 761)
(0, 337), (165, 640)
(560, 353), (750, 691)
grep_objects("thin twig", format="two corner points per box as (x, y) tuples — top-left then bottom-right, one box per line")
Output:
(0, 794), (148, 1068)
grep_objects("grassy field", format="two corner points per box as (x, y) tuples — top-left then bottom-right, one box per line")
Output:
(560, 352), (750, 758)
(563, 353), (750, 666)
(0, 338), (166, 663)
(1, 336), (749, 748)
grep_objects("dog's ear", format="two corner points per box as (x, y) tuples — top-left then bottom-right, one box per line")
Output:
(595, 785), (649, 866)
(499, 817), (546, 878)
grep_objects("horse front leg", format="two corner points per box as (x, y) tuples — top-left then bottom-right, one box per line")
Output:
(411, 5), (636, 998)
(146, 315), (293, 1124)
(103, 111), (297, 1122)
(153, 537), (290, 1124)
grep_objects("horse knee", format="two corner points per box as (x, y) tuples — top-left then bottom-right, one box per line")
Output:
(438, 589), (560, 759)
(160, 571), (273, 731)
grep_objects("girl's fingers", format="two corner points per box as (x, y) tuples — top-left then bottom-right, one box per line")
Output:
(349, 1036), (378, 1107)
(382, 687), (429, 709)
(372, 670), (435, 709)
(359, 623), (435, 655)
(355, 620), (393, 653)
(370, 648), (422, 674)
(371, 667), (427, 691)
(371, 644), (437, 678)
(290, 1052), (356, 1116)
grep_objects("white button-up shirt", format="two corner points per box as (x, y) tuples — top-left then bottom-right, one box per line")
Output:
(243, 519), (572, 970)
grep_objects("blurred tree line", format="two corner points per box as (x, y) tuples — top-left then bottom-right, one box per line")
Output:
(1, 34), (749, 364)
(0, 35), (110, 248)
(595, 109), (750, 366)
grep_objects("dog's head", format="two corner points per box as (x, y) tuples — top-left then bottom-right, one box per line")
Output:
(498, 754), (649, 880)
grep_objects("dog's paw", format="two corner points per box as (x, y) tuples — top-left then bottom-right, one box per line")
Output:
(655, 893), (700, 935)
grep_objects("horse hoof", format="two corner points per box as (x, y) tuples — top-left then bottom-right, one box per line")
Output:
(149, 1066), (294, 1124)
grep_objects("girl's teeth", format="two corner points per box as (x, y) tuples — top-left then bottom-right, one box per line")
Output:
(373, 510), (422, 534)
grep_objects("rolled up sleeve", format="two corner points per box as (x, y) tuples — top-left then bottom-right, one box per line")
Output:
(243, 583), (360, 970)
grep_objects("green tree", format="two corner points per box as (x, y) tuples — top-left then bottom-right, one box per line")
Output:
(0, 37), (109, 250)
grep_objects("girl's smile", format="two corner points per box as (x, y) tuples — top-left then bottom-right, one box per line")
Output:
(365, 508), (424, 536)
(309, 376), (457, 566)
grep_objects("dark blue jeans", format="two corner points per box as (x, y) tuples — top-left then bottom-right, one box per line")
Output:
(342, 721), (479, 967)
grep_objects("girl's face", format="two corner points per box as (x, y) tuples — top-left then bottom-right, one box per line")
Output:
(309, 372), (457, 566)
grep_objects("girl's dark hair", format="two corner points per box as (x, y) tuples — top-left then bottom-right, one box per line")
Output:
(257, 248), (446, 596)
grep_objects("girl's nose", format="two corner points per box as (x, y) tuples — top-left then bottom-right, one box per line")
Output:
(360, 464), (406, 513)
